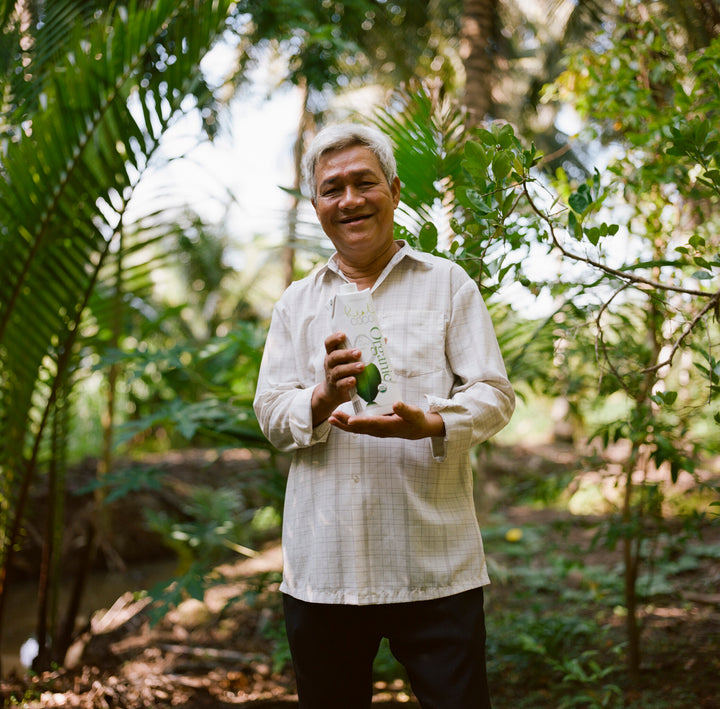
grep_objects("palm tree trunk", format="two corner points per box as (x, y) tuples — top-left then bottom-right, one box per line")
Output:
(460, 0), (499, 123)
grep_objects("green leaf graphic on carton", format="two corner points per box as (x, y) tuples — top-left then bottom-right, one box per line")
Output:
(356, 362), (382, 403)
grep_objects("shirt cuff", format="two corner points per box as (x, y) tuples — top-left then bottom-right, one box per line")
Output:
(309, 419), (332, 445)
(426, 394), (473, 462)
(290, 387), (332, 447)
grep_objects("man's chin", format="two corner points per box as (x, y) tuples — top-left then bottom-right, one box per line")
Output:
(335, 226), (376, 243)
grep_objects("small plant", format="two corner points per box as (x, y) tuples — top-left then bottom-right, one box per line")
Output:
(372, 638), (408, 684)
(553, 648), (624, 709)
(263, 620), (294, 675)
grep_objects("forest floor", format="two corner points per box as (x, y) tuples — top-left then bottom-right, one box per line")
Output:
(1, 442), (719, 708)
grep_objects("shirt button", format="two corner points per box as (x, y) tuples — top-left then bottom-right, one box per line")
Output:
(352, 474), (360, 483)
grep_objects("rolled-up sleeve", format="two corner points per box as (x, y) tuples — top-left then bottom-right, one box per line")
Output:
(253, 302), (331, 452)
(425, 277), (515, 461)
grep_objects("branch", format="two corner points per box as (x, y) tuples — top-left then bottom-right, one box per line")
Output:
(595, 281), (633, 393)
(522, 182), (714, 299)
(641, 288), (720, 375)
(520, 178), (720, 387)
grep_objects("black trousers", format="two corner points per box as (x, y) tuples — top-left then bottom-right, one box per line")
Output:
(282, 587), (492, 709)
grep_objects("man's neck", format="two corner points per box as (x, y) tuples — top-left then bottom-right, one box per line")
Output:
(337, 240), (400, 290)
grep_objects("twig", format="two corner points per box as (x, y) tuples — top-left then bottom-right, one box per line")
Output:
(595, 281), (633, 391)
(641, 289), (720, 374)
(157, 643), (257, 664)
(522, 182), (715, 299)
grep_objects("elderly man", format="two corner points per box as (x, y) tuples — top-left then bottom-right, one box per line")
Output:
(253, 123), (514, 709)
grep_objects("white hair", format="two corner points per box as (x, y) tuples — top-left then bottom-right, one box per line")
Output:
(302, 123), (398, 201)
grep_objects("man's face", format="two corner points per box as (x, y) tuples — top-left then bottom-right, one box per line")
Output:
(312, 144), (401, 265)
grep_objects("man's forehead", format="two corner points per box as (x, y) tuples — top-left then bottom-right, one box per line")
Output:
(318, 165), (379, 184)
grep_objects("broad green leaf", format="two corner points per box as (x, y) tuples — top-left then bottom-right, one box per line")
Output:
(419, 222), (438, 252)
(568, 183), (592, 214)
(492, 152), (512, 182)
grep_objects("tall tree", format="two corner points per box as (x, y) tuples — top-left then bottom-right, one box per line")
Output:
(544, 4), (720, 678)
(455, 0), (720, 173)
(460, 0), (499, 122)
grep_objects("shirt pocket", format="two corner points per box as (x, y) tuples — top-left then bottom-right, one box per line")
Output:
(380, 310), (446, 378)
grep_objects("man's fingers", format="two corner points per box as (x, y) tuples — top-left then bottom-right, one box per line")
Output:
(324, 331), (349, 354)
(392, 401), (421, 421)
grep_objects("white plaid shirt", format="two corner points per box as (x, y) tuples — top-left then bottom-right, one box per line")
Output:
(253, 241), (515, 605)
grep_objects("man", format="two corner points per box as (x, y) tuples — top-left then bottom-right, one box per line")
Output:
(253, 123), (514, 708)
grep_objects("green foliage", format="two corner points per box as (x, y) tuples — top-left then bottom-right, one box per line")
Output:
(144, 562), (219, 626)
(77, 465), (165, 503)
(542, 35), (720, 676)
(452, 122), (541, 294)
(233, 1), (463, 94)
(0, 0), (235, 510)
(371, 637), (408, 684)
(376, 86), (558, 400)
(375, 11), (719, 680)
(0, 0), (236, 673)
(489, 601), (623, 705)
(79, 459), (285, 627)
(145, 485), (251, 572)
(552, 651), (623, 709)
(483, 501), (718, 706)
(262, 614), (294, 675)
(96, 321), (268, 449)
(374, 82), (467, 233)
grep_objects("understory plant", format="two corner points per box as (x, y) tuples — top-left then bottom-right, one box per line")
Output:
(377, 16), (719, 680)
(0, 0), (236, 673)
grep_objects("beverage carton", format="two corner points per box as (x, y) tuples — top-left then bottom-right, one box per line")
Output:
(330, 283), (400, 416)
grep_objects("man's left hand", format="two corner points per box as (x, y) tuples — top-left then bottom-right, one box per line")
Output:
(328, 401), (445, 440)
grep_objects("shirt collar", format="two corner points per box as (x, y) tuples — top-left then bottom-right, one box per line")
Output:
(321, 240), (431, 283)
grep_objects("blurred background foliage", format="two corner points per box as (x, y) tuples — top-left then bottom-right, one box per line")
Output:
(0, 0), (718, 697)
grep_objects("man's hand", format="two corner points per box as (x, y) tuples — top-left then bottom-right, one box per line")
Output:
(311, 331), (364, 426)
(329, 401), (445, 440)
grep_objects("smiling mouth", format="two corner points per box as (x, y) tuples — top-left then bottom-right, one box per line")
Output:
(340, 214), (371, 224)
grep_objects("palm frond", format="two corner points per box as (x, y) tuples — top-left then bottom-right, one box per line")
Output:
(371, 82), (467, 243)
(0, 0), (234, 668)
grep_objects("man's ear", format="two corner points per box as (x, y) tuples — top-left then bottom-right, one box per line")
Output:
(391, 176), (401, 207)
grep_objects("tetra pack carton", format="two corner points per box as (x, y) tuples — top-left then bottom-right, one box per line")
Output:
(330, 283), (400, 416)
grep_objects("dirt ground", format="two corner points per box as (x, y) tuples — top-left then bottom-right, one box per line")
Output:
(0, 542), (421, 707)
(1, 444), (719, 708)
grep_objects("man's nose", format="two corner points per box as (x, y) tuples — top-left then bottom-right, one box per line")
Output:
(338, 186), (363, 208)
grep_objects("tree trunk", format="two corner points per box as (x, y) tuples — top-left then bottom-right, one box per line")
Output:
(622, 287), (663, 682)
(622, 445), (641, 683)
(460, 0), (498, 123)
(95, 228), (125, 571)
(284, 80), (314, 289)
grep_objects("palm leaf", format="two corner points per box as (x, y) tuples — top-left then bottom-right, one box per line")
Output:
(0, 0), (234, 671)
(371, 83), (467, 244)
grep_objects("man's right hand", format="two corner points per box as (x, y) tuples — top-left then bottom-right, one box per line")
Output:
(311, 332), (364, 426)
